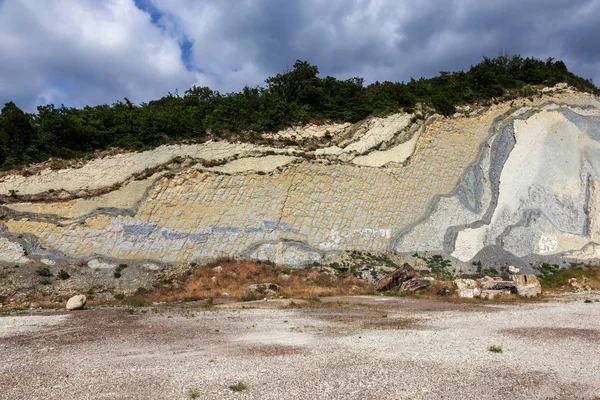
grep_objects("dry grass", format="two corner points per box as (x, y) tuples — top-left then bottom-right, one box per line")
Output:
(144, 260), (372, 303)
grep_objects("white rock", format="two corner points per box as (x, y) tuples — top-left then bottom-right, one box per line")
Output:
(213, 266), (223, 273)
(66, 295), (86, 310)
(41, 258), (56, 266)
(508, 265), (520, 274)
(88, 259), (115, 269)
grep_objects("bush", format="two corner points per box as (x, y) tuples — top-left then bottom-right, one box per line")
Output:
(240, 293), (257, 302)
(488, 345), (503, 353)
(36, 267), (52, 277)
(113, 293), (125, 300)
(57, 269), (70, 280)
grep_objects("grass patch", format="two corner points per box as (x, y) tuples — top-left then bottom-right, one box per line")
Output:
(488, 345), (503, 353)
(537, 265), (598, 289)
(228, 382), (248, 392)
(186, 388), (200, 399)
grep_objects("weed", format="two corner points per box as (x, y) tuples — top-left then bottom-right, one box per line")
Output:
(39, 278), (52, 285)
(228, 382), (248, 392)
(203, 296), (214, 307)
(488, 345), (503, 353)
(584, 299), (593, 303)
(113, 272), (122, 279)
(187, 388), (200, 399)
(113, 293), (125, 300)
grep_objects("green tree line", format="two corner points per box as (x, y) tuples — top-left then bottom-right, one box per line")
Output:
(0, 54), (597, 170)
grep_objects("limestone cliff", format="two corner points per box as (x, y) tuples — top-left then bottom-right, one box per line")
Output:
(1, 86), (599, 273)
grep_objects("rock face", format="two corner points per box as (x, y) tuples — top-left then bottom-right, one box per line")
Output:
(1, 90), (600, 269)
(66, 294), (86, 310)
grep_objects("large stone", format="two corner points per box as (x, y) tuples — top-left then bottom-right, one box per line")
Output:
(399, 277), (433, 292)
(66, 295), (86, 310)
(374, 263), (415, 292)
(481, 280), (516, 291)
(454, 279), (480, 298)
(512, 274), (542, 296)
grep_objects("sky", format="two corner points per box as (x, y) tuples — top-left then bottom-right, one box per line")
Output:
(0, 0), (598, 112)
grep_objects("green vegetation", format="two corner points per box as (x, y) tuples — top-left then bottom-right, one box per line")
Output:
(186, 389), (200, 399)
(413, 253), (453, 280)
(36, 267), (52, 277)
(0, 54), (596, 171)
(113, 263), (128, 279)
(537, 264), (596, 288)
(113, 293), (125, 300)
(488, 345), (503, 354)
(57, 269), (70, 280)
(240, 293), (258, 302)
(228, 382), (248, 392)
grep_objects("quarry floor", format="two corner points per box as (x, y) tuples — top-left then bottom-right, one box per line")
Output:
(1, 294), (599, 400)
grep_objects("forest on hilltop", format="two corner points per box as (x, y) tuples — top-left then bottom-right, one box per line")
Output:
(0, 53), (597, 170)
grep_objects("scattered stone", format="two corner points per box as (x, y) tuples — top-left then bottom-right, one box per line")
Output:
(279, 274), (291, 281)
(66, 294), (86, 310)
(211, 276), (218, 284)
(374, 263), (415, 292)
(41, 258), (56, 266)
(213, 266), (223, 273)
(221, 292), (229, 297)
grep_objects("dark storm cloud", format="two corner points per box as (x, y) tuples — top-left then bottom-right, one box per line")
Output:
(0, 0), (598, 111)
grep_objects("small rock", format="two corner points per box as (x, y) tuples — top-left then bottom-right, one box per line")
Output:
(213, 266), (223, 273)
(279, 274), (291, 281)
(221, 292), (229, 297)
(211, 276), (218, 283)
(41, 259), (56, 266)
(66, 294), (86, 310)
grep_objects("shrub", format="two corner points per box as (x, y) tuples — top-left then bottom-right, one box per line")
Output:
(240, 293), (257, 302)
(113, 293), (125, 300)
(36, 267), (52, 277)
(57, 269), (70, 280)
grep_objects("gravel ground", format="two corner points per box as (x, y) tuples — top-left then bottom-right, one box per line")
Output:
(1, 294), (599, 399)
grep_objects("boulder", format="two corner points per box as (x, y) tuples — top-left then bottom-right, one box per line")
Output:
(66, 294), (86, 310)
(400, 277), (433, 292)
(374, 263), (415, 292)
(512, 274), (542, 296)
(248, 283), (281, 297)
(480, 290), (506, 300)
(454, 279), (480, 298)
(481, 280), (516, 291)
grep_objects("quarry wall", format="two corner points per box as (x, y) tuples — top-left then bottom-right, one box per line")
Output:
(1, 88), (599, 273)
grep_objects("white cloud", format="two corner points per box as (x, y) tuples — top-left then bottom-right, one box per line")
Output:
(0, 0), (598, 111)
(0, 0), (198, 110)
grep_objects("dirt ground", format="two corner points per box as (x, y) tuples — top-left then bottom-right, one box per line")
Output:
(1, 293), (599, 400)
